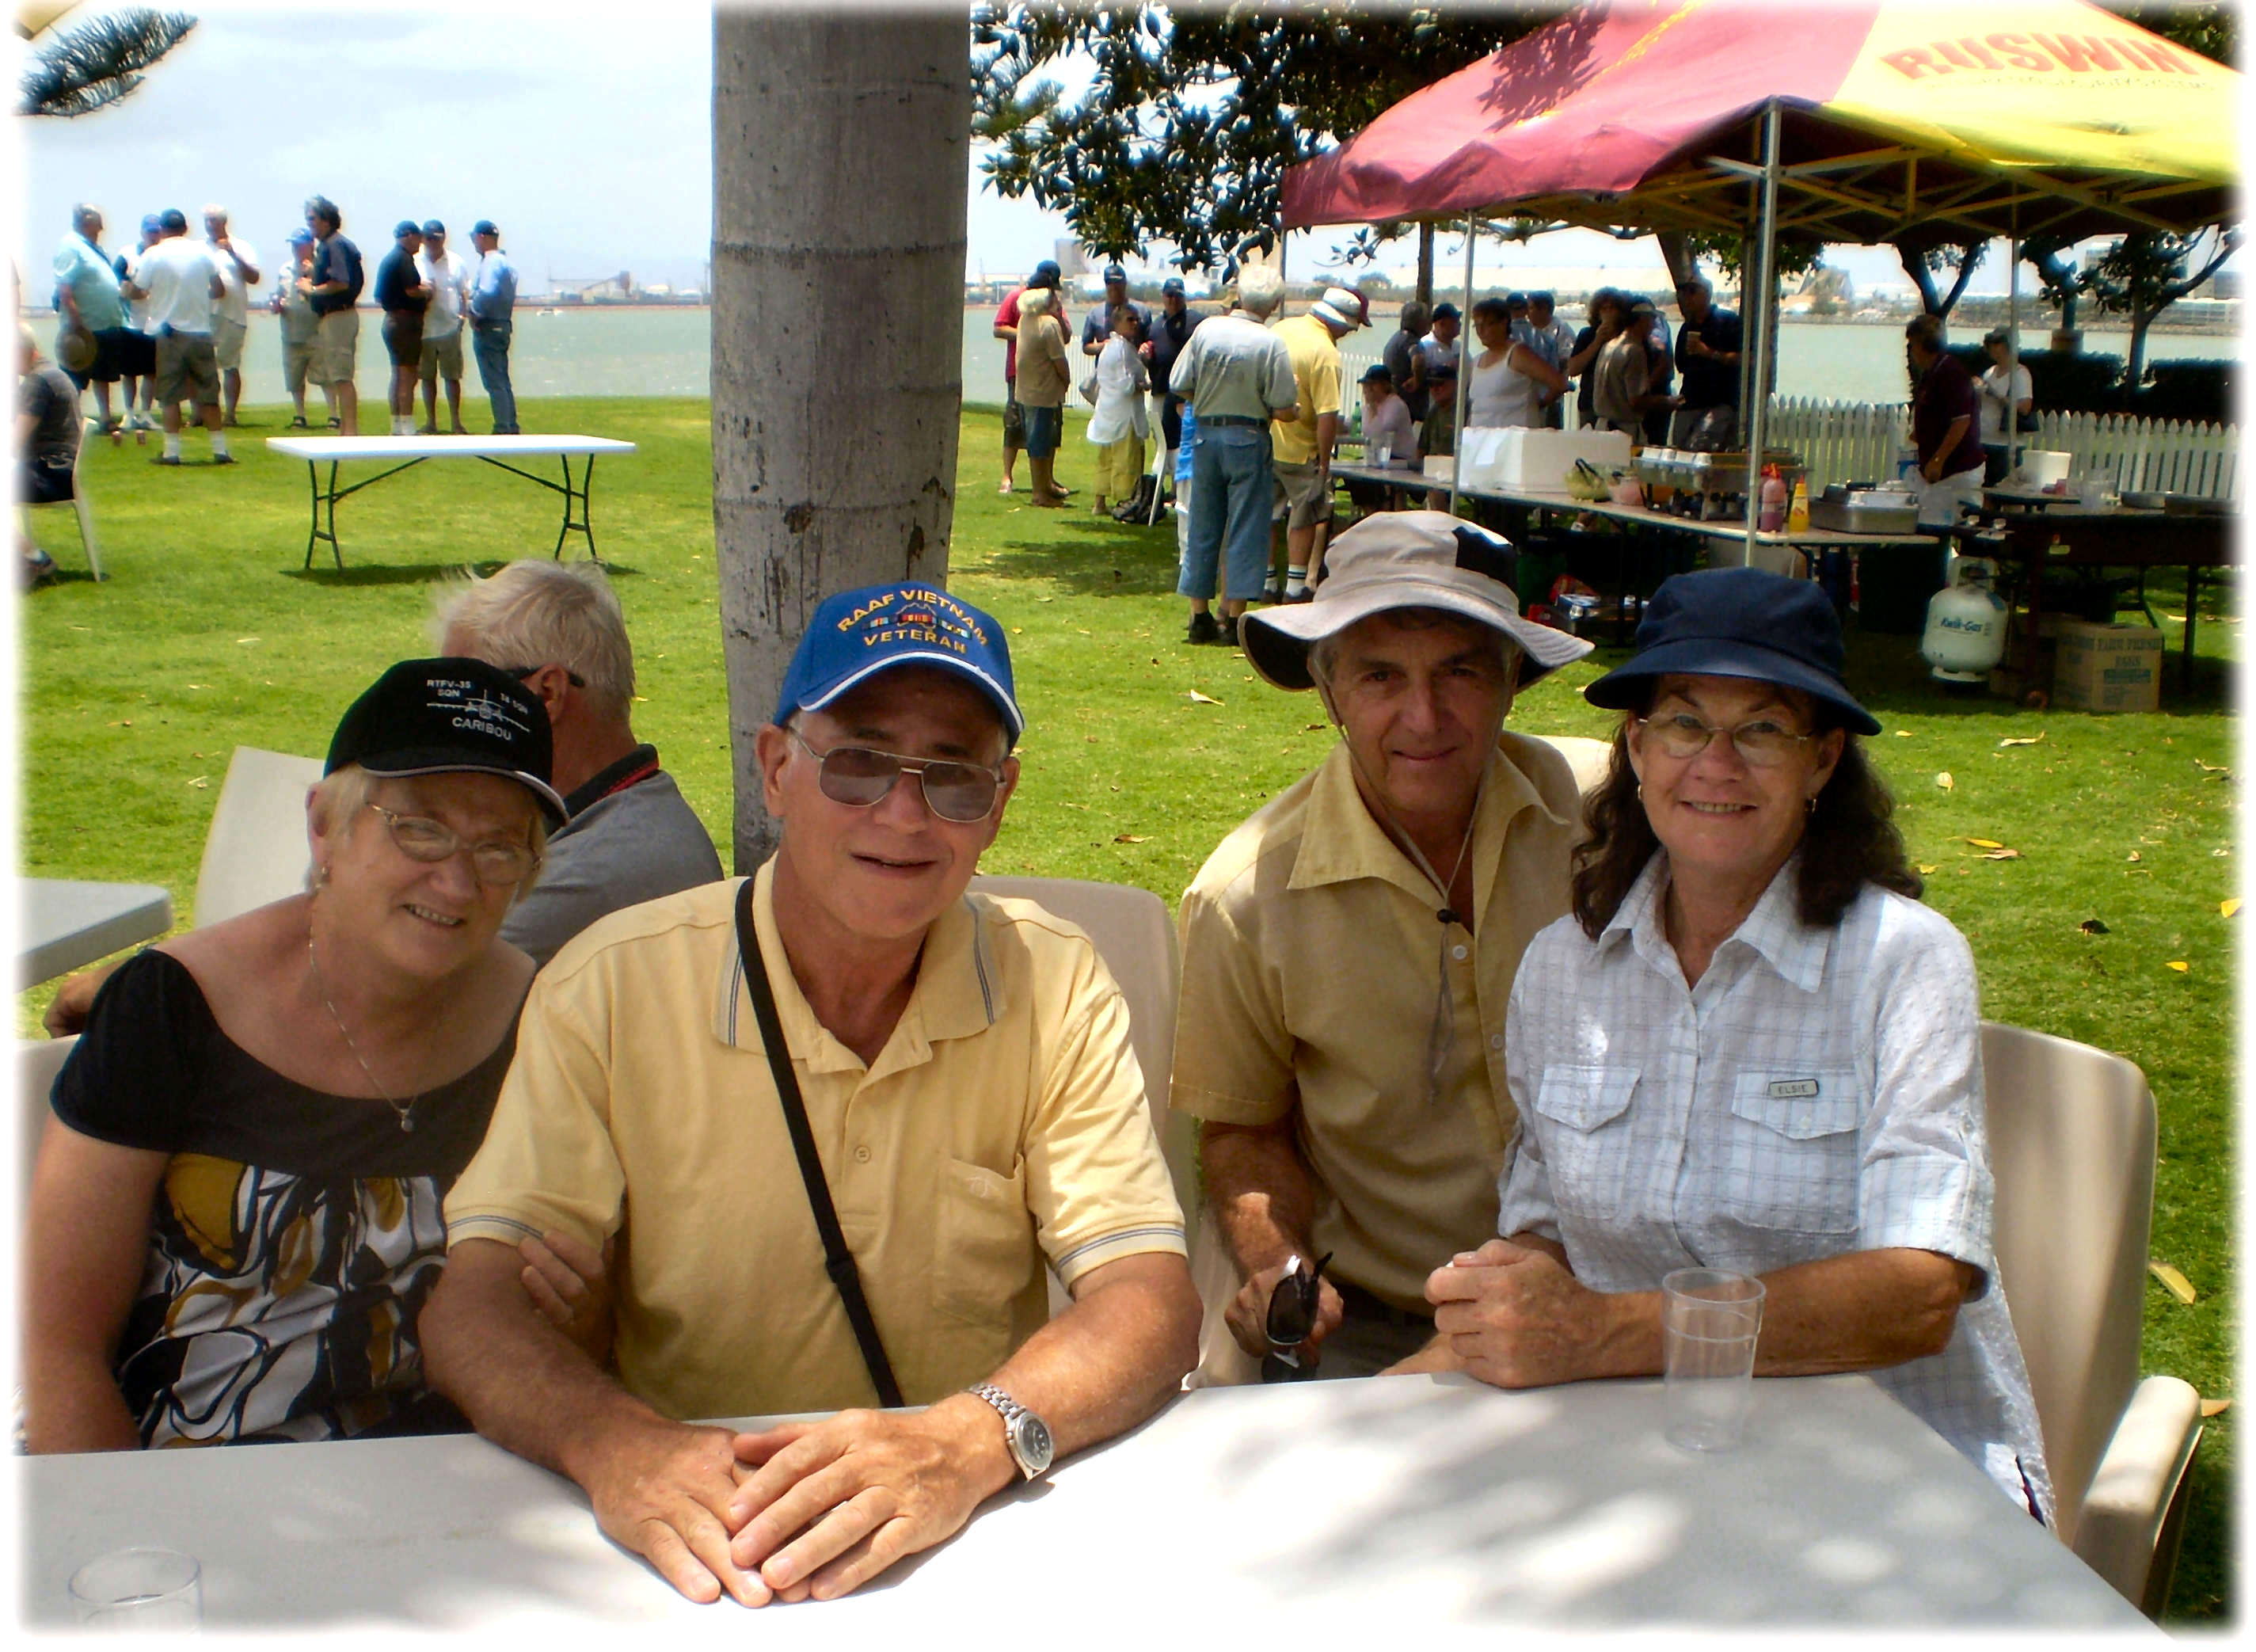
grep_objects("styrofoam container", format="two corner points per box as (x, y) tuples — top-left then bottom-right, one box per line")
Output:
(1421, 455), (1455, 482)
(1478, 428), (1635, 492)
(2018, 449), (2071, 486)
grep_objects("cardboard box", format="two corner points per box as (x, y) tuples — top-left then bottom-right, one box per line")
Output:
(2052, 617), (2163, 713)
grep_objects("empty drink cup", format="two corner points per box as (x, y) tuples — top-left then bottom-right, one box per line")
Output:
(1372, 436), (1394, 467)
(68, 1547), (202, 1629)
(1662, 1268), (1765, 1452)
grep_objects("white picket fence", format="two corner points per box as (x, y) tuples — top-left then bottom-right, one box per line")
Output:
(1767, 397), (2241, 501)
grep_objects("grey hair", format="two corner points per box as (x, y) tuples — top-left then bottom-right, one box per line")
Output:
(1905, 312), (1947, 354)
(432, 560), (636, 719)
(1235, 265), (1286, 317)
(203, 204), (228, 225)
(1306, 607), (1522, 695)
(71, 202), (101, 230)
(1018, 286), (1054, 317)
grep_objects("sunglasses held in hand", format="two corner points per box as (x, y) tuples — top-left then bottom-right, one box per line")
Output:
(1261, 1251), (1333, 1383)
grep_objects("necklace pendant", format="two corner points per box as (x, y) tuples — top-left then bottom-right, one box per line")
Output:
(399, 1114), (414, 1133)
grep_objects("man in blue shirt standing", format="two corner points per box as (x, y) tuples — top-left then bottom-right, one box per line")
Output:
(467, 219), (519, 435)
(299, 196), (364, 436)
(53, 204), (130, 437)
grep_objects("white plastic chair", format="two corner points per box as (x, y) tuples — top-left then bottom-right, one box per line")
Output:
(193, 748), (325, 927)
(19, 1035), (75, 1207)
(1982, 1020), (2204, 1616)
(965, 876), (1195, 1316)
(21, 421), (101, 580)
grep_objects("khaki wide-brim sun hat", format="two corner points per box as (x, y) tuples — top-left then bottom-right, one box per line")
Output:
(1241, 512), (1594, 693)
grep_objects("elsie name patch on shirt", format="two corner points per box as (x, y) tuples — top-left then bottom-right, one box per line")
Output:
(1767, 1078), (1821, 1098)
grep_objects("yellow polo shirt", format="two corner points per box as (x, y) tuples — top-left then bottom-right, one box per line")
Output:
(1269, 312), (1344, 468)
(1170, 733), (1581, 1312)
(444, 866), (1185, 1420)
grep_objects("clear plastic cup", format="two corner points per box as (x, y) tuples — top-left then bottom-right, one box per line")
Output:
(68, 1547), (202, 1629)
(1372, 436), (1394, 468)
(1662, 1268), (1765, 1452)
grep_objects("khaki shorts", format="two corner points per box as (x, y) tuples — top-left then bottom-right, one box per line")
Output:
(1272, 459), (1331, 531)
(153, 329), (220, 408)
(283, 337), (315, 394)
(211, 316), (247, 371)
(419, 329), (465, 380)
(312, 308), (360, 386)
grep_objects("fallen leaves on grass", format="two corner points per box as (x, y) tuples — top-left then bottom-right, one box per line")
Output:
(2194, 759), (2229, 775)
(2079, 919), (2110, 935)
(1304, 722), (1328, 732)
(1996, 733), (2045, 748)
(2201, 1398), (2232, 1418)
(1935, 771), (1954, 790)
(2223, 899), (2242, 919)
(2148, 1261), (2197, 1304)
(1917, 864), (1938, 874)
(1978, 848), (2022, 861)
(185, 776), (207, 789)
(1963, 837), (2004, 849)
(1113, 834), (1150, 844)
(1894, 729), (1915, 737)
(235, 637), (260, 645)
(1186, 690), (1222, 705)
(2167, 960), (2189, 973)
(2126, 851), (2142, 862)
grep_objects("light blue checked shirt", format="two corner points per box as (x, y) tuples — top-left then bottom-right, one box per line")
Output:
(1498, 853), (2052, 1521)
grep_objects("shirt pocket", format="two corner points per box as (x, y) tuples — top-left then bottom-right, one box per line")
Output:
(932, 1156), (1037, 1329)
(1718, 1071), (1865, 1235)
(1530, 1066), (1640, 1221)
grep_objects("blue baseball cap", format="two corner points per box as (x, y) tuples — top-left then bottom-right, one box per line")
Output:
(422, 219), (446, 236)
(286, 227), (314, 246)
(775, 584), (1022, 743)
(1582, 566), (1881, 736)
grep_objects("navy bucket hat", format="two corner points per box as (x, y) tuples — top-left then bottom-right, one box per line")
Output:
(1582, 567), (1881, 736)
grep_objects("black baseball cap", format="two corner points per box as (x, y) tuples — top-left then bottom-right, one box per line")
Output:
(1583, 567), (1881, 736)
(326, 658), (568, 826)
(394, 219), (421, 239)
(1031, 259), (1061, 287)
(1360, 363), (1393, 384)
(1102, 263), (1128, 282)
(471, 219), (499, 238)
(1161, 276), (1185, 296)
(422, 219), (446, 236)
(1432, 303), (1459, 321)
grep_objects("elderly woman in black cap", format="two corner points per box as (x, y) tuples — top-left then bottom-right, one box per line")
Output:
(1396, 567), (2052, 1522)
(24, 658), (602, 1452)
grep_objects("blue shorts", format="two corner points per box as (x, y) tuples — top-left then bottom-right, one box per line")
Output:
(1023, 402), (1063, 459)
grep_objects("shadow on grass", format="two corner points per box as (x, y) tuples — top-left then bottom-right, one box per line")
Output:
(281, 559), (643, 588)
(982, 518), (1181, 598)
(2164, 1439), (2235, 1620)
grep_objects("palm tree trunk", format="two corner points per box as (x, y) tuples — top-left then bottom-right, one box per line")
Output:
(712, 6), (970, 870)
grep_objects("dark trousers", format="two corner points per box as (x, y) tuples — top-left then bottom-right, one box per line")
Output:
(472, 321), (517, 433)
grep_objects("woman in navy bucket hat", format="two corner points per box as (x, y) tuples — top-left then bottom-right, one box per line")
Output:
(1407, 565), (2055, 1524)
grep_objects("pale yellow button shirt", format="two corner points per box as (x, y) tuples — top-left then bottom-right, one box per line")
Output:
(445, 866), (1185, 1421)
(1170, 733), (1582, 1312)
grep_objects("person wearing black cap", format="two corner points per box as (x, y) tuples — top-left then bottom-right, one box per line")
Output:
(1081, 261), (1151, 359)
(466, 221), (519, 435)
(424, 581), (1198, 1607)
(992, 259), (1068, 496)
(1406, 565), (2054, 1524)
(22, 657), (573, 1454)
(1143, 275), (1200, 502)
(374, 221), (432, 436)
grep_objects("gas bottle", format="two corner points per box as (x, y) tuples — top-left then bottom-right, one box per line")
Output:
(1921, 556), (2008, 683)
(1758, 468), (1787, 532)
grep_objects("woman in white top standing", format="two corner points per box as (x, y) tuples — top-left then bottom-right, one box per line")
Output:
(1086, 305), (1151, 516)
(1976, 326), (2035, 484)
(1464, 297), (1566, 430)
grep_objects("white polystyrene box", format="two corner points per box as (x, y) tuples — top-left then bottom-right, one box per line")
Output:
(1456, 426), (1514, 488)
(1491, 428), (1634, 491)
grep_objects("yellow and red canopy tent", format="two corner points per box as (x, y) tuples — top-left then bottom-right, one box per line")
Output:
(1280, 0), (2238, 530)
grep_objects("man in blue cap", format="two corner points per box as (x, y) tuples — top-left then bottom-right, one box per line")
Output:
(992, 259), (1068, 496)
(466, 220), (519, 434)
(424, 581), (1199, 1609)
(414, 219), (473, 434)
(373, 220), (431, 436)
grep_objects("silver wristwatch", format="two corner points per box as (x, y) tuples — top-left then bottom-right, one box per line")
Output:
(968, 1383), (1055, 1480)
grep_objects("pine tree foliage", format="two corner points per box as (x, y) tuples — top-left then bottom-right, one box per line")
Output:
(21, 10), (196, 119)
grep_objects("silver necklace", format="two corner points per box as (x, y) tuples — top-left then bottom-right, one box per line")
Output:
(307, 934), (417, 1132)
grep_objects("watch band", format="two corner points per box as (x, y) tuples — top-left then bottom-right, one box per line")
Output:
(968, 1382), (1052, 1480)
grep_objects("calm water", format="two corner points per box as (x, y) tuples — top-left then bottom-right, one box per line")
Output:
(203, 305), (2231, 413)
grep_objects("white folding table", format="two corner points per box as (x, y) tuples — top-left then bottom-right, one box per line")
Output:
(264, 434), (637, 569)
(16, 1372), (2150, 1633)
(17, 877), (173, 989)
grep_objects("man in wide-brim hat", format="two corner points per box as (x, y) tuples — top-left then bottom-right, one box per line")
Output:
(1169, 510), (1594, 1380)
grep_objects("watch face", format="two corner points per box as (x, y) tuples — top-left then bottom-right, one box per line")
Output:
(1011, 1412), (1055, 1473)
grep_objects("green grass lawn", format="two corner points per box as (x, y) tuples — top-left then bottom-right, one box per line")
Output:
(21, 398), (2238, 1620)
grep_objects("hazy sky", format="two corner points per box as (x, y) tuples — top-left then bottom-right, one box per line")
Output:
(18, 1), (2074, 299)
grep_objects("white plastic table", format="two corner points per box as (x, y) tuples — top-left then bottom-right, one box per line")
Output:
(264, 434), (637, 569)
(17, 877), (173, 988)
(17, 1373), (2149, 1633)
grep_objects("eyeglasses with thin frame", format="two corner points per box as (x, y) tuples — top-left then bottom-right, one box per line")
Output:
(786, 729), (1006, 824)
(506, 664), (587, 689)
(366, 802), (538, 885)
(1637, 710), (1819, 768)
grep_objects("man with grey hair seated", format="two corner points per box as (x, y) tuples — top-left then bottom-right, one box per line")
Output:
(1166, 265), (1299, 647)
(436, 560), (724, 965)
(1169, 512), (1592, 1378)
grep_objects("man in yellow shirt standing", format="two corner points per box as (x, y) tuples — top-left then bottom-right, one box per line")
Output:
(1170, 513), (1591, 1380)
(422, 582), (1199, 1608)
(1269, 284), (1366, 602)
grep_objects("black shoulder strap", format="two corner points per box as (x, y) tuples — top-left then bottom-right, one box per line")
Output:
(732, 877), (904, 1408)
